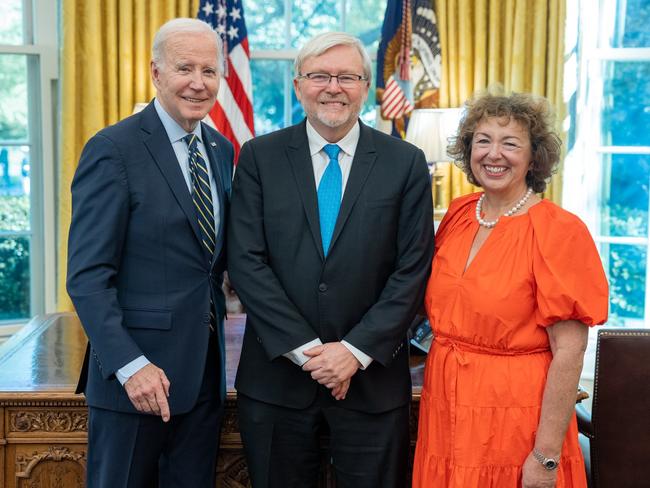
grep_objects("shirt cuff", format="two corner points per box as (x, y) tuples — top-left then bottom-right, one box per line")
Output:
(115, 355), (150, 385)
(283, 338), (323, 366)
(341, 341), (373, 370)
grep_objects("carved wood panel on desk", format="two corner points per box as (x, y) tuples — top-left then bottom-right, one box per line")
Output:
(0, 313), (424, 488)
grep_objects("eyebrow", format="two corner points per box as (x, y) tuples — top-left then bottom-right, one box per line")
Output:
(474, 131), (523, 142)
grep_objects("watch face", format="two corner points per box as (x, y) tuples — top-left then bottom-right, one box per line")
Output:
(543, 459), (558, 470)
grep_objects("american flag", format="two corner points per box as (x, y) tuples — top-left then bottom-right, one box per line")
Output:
(376, 0), (441, 137)
(198, 0), (254, 161)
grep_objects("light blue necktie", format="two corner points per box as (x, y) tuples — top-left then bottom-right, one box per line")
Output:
(318, 144), (342, 256)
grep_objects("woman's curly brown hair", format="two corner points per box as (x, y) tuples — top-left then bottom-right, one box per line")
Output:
(447, 90), (562, 193)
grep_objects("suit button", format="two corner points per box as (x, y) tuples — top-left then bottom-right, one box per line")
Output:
(318, 283), (327, 292)
(257, 336), (262, 343)
(203, 313), (210, 323)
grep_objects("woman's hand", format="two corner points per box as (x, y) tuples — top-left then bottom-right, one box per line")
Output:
(522, 451), (558, 488)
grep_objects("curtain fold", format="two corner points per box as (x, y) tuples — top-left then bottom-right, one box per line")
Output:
(434, 0), (566, 204)
(57, 0), (199, 310)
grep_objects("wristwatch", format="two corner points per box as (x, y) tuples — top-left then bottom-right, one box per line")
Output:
(532, 449), (559, 470)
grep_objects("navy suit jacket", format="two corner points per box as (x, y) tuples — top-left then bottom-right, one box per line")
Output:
(67, 101), (233, 415)
(228, 120), (434, 413)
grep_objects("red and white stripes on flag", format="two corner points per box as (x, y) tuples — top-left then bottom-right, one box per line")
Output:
(381, 75), (415, 119)
(199, 0), (254, 162)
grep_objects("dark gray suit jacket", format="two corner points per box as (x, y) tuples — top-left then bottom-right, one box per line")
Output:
(228, 120), (434, 413)
(67, 101), (233, 415)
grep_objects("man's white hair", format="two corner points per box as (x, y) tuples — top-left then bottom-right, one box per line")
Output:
(294, 32), (372, 83)
(152, 18), (223, 73)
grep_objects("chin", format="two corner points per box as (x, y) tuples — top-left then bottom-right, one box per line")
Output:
(317, 113), (353, 129)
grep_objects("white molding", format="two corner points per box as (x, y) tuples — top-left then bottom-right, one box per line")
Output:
(596, 146), (650, 155)
(589, 47), (650, 61)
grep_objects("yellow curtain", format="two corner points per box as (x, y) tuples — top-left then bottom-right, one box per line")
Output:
(434, 0), (566, 204)
(57, 0), (199, 310)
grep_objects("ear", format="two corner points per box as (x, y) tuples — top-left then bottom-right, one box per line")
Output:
(293, 78), (302, 102)
(150, 60), (160, 87)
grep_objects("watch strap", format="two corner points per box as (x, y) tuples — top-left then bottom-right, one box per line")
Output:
(532, 448), (560, 470)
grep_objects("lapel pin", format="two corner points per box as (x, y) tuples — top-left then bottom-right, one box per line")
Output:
(210, 142), (217, 147)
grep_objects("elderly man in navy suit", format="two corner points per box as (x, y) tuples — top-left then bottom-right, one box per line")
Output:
(228, 32), (434, 488)
(67, 18), (233, 488)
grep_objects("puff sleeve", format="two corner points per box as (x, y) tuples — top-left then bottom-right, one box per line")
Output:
(531, 203), (609, 327)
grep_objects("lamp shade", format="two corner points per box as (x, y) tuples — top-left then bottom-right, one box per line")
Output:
(405, 108), (463, 163)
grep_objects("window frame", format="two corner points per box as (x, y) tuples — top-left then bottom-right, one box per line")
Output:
(0, 0), (59, 325)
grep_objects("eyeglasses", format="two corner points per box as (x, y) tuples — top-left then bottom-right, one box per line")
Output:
(296, 72), (369, 88)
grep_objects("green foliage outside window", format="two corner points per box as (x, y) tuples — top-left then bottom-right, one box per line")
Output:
(0, 196), (29, 320)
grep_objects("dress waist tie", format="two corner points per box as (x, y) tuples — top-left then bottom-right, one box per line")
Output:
(434, 334), (550, 366)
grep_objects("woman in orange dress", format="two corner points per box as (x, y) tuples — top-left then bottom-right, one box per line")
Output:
(412, 92), (608, 488)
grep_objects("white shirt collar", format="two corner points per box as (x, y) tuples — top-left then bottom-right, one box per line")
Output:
(306, 120), (360, 158)
(154, 98), (202, 144)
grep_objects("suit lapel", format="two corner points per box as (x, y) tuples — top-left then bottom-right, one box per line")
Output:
(140, 103), (204, 247)
(328, 122), (377, 253)
(286, 121), (325, 260)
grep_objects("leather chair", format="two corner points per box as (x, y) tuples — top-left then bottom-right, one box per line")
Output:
(576, 328), (650, 488)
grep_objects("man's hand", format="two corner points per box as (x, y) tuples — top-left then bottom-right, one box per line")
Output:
(331, 378), (350, 400)
(302, 342), (361, 387)
(123, 363), (171, 422)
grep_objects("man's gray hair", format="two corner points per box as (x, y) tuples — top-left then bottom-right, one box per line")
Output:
(152, 18), (223, 73)
(294, 32), (372, 83)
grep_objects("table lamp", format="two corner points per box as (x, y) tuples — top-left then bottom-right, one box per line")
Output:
(405, 108), (463, 215)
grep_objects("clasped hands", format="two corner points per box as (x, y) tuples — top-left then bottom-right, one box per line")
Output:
(302, 342), (362, 401)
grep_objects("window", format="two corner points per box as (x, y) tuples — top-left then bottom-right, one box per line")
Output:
(565, 0), (650, 327)
(565, 0), (650, 387)
(0, 0), (57, 325)
(244, 0), (386, 135)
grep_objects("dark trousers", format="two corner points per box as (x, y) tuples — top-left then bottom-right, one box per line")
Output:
(87, 336), (223, 488)
(238, 389), (410, 488)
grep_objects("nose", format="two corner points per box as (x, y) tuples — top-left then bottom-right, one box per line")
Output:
(189, 70), (205, 89)
(325, 76), (343, 92)
(487, 143), (501, 160)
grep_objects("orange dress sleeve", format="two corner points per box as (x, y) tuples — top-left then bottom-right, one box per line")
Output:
(434, 193), (480, 254)
(530, 202), (609, 327)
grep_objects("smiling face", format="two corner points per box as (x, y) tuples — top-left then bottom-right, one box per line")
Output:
(151, 31), (220, 132)
(470, 116), (533, 200)
(293, 44), (370, 142)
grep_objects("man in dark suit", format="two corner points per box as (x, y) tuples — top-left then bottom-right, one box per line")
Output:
(66, 18), (233, 488)
(228, 32), (434, 488)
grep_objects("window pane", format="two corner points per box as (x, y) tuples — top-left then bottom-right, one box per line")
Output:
(0, 235), (30, 320)
(599, 153), (649, 237)
(0, 54), (28, 141)
(600, 61), (650, 146)
(0, 0), (24, 45)
(600, 242), (646, 325)
(612, 0), (650, 48)
(245, 0), (287, 49)
(252, 59), (288, 134)
(345, 0), (384, 52)
(291, 0), (340, 49)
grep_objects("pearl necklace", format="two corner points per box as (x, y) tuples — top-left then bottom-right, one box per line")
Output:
(475, 188), (534, 229)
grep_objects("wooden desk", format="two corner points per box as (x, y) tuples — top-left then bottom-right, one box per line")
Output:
(0, 313), (424, 487)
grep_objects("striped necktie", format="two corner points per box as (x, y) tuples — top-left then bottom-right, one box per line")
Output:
(184, 134), (217, 330)
(318, 144), (342, 256)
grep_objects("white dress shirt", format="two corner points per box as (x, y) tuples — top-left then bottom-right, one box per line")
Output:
(282, 120), (373, 370)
